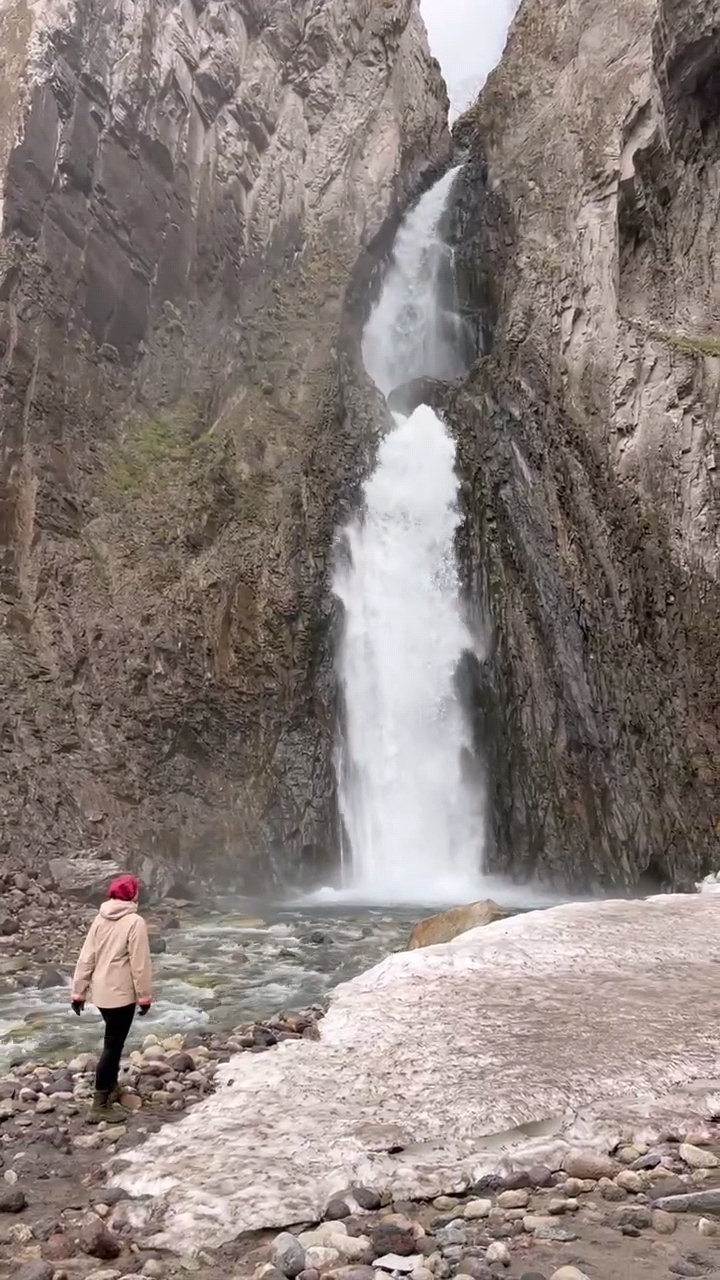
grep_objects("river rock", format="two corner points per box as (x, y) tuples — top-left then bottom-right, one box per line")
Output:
(408, 902), (509, 949)
(497, 1189), (529, 1209)
(679, 1144), (719, 1169)
(550, 1270), (591, 1280)
(563, 1151), (617, 1180)
(464, 1199), (492, 1219)
(615, 1169), (645, 1192)
(0, 1187), (27, 1212)
(371, 1223), (417, 1256)
(353, 1187), (383, 1212)
(79, 1216), (121, 1261)
(652, 1190), (720, 1215)
(485, 1241), (510, 1266)
(272, 1235), (307, 1279)
(652, 1209), (677, 1234)
(18, 1265), (54, 1280)
(325, 1199), (351, 1220)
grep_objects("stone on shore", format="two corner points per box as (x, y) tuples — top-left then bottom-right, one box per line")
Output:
(407, 901), (508, 949)
(563, 1151), (618, 1180)
(271, 1233), (306, 1278)
(679, 1143), (719, 1169)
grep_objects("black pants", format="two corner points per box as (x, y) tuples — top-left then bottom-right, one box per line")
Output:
(96, 1004), (136, 1093)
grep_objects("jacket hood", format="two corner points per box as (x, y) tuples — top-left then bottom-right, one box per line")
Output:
(99, 899), (138, 921)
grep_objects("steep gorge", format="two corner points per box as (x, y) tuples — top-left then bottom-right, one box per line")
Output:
(0, 0), (449, 891)
(442, 0), (720, 889)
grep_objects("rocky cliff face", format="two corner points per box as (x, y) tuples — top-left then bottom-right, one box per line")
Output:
(0, 0), (449, 891)
(446, 0), (720, 889)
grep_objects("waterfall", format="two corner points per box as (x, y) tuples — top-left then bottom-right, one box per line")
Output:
(333, 167), (485, 904)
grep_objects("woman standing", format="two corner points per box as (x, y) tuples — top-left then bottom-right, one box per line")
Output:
(71, 874), (153, 1122)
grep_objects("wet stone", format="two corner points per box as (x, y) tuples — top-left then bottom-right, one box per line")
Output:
(325, 1198), (351, 1220)
(372, 1222), (417, 1256)
(0, 1187), (27, 1212)
(353, 1186), (383, 1211)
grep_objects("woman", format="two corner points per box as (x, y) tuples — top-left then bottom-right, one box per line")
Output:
(71, 874), (153, 1122)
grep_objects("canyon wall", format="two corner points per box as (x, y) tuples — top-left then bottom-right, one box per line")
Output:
(0, 0), (449, 892)
(447, 0), (720, 888)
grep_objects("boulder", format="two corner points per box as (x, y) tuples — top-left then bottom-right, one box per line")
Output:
(408, 900), (509, 949)
(48, 857), (122, 903)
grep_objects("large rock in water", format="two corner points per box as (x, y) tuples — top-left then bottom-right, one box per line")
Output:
(0, 0), (449, 888)
(408, 900), (508, 948)
(441, 0), (720, 891)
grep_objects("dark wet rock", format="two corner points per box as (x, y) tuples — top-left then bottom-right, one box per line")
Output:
(148, 936), (167, 955)
(371, 1222), (417, 1256)
(501, 1169), (533, 1190)
(37, 966), (66, 989)
(0, 914), (20, 936)
(353, 1187), (383, 1211)
(527, 1165), (555, 1188)
(79, 1215), (121, 1260)
(0, 1187), (27, 1212)
(169, 1053), (196, 1074)
(473, 1175), (504, 1195)
(325, 1198), (351, 1220)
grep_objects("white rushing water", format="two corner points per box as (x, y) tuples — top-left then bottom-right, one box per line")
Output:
(334, 168), (486, 904)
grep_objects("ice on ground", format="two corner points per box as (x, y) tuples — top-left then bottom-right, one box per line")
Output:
(112, 895), (720, 1251)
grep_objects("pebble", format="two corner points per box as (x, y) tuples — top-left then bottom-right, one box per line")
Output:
(550, 1270), (591, 1280)
(485, 1241), (510, 1266)
(325, 1198), (351, 1220)
(433, 1196), (458, 1211)
(497, 1188), (529, 1209)
(669, 1261), (707, 1278)
(615, 1169), (644, 1193)
(464, 1198), (492, 1219)
(698, 1217), (717, 1236)
(652, 1209), (677, 1234)
(679, 1144), (719, 1170)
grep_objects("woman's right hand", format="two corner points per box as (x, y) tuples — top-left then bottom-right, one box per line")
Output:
(138, 999), (152, 1017)
(71, 998), (85, 1015)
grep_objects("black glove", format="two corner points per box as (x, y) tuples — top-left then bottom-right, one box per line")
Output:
(71, 1000), (84, 1016)
(138, 1003), (151, 1017)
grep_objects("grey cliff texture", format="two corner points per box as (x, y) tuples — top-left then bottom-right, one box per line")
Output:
(0, 0), (449, 889)
(445, 0), (720, 888)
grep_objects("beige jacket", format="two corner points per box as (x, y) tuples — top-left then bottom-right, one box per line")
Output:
(72, 900), (153, 1008)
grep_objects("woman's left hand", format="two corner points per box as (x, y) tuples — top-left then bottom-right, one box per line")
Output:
(71, 998), (85, 1015)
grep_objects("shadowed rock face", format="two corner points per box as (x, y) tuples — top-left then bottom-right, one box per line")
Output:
(443, 0), (720, 890)
(0, 0), (450, 891)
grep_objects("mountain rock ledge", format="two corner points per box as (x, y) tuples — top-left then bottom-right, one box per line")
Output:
(0, 0), (449, 891)
(448, 0), (720, 889)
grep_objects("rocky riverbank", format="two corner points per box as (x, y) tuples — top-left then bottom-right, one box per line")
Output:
(5, 1027), (720, 1280)
(1, 1008), (323, 1278)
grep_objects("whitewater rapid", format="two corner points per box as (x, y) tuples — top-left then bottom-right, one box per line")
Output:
(334, 168), (485, 903)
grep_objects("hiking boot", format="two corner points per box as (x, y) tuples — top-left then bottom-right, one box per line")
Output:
(108, 1084), (127, 1107)
(88, 1090), (125, 1124)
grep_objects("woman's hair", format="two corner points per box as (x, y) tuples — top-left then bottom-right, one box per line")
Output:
(107, 874), (140, 901)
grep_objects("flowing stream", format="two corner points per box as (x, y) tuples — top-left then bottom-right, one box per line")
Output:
(334, 168), (487, 904)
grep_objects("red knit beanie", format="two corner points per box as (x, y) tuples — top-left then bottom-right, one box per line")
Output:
(107, 874), (139, 901)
